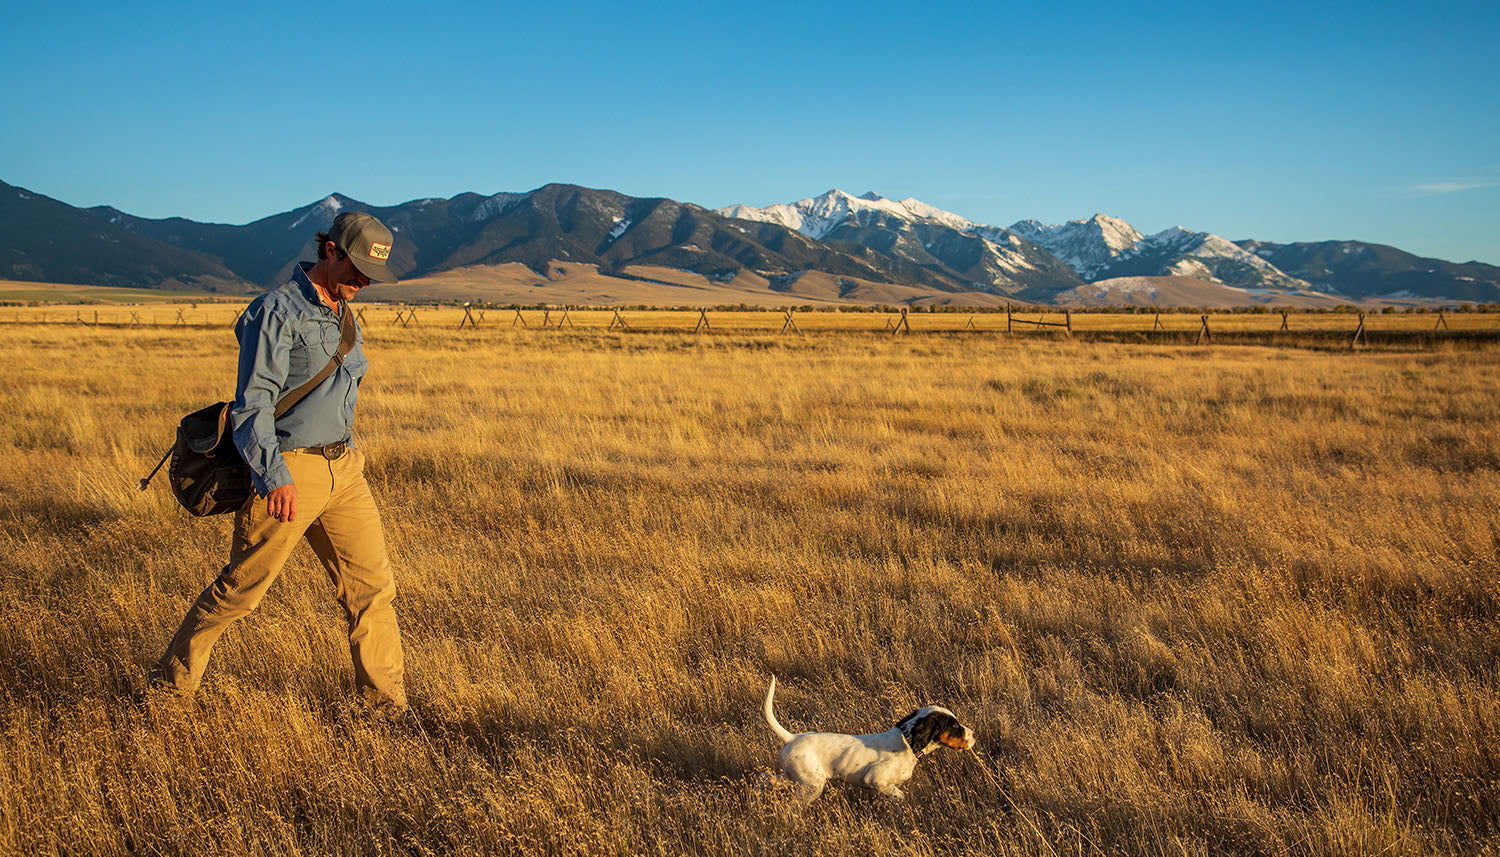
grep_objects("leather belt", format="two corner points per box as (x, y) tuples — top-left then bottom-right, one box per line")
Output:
(295, 441), (348, 460)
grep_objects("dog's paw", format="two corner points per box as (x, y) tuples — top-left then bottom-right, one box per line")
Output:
(753, 769), (791, 793)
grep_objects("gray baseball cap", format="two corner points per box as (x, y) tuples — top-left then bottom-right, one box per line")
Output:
(329, 211), (398, 283)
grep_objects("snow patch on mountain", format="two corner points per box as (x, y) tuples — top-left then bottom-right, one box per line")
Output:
(1092, 279), (1163, 297)
(881, 195), (975, 232)
(472, 192), (528, 222)
(289, 195), (344, 231)
(981, 238), (1032, 274)
(1165, 257), (1214, 279)
(1177, 232), (1286, 275)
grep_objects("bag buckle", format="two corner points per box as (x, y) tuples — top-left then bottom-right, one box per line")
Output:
(321, 441), (347, 460)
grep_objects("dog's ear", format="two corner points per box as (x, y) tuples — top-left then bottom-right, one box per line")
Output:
(900, 710), (936, 752)
(927, 711), (960, 744)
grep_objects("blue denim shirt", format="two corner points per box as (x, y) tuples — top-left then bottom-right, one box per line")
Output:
(231, 262), (368, 496)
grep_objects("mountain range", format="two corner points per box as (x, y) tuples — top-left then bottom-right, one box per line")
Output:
(4, 178), (1497, 306)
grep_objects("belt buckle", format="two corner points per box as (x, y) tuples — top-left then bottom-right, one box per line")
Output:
(322, 441), (347, 460)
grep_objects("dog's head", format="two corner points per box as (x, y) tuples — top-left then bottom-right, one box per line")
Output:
(896, 705), (977, 754)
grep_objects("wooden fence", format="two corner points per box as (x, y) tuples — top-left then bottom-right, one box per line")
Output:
(3, 305), (1496, 349)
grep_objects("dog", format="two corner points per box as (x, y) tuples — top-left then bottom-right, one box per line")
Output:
(761, 675), (977, 802)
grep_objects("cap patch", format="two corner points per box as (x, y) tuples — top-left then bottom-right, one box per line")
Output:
(368, 242), (392, 260)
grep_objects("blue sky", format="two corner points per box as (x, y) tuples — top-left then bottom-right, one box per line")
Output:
(4, 0), (1497, 263)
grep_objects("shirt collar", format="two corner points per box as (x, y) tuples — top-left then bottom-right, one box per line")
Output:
(293, 262), (335, 314)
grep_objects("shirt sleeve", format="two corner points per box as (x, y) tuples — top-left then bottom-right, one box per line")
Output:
(230, 301), (293, 496)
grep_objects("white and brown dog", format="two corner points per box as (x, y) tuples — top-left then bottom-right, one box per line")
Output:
(762, 676), (977, 802)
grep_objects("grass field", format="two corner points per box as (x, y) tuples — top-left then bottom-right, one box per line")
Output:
(0, 322), (1496, 855)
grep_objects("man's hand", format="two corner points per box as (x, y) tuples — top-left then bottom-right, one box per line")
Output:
(266, 484), (298, 522)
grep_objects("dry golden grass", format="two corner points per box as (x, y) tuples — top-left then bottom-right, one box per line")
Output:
(0, 321), (1497, 855)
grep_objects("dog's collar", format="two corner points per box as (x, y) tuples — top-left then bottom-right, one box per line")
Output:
(900, 733), (935, 757)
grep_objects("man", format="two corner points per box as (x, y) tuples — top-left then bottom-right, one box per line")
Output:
(150, 211), (408, 714)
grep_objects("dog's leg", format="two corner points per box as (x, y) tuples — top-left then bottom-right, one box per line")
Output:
(782, 753), (829, 804)
(783, 764), (828, 804)
(875, 784), (905, 801)
(794, 777), (826, 804)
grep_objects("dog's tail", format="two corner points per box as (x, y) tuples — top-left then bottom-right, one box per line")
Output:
(763, 675), (795, 744)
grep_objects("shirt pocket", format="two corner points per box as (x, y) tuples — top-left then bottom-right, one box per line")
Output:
(288, 321), (339, 380)
(342, 335), (368, 382)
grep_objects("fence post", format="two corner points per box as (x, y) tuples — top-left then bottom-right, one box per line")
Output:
(1006, 304), (1013, 333)
(512, 308), (528, 328)
(1153, 312), (1163, 331)
(1065, 310), (1073, 337)
(557, 306), (574, 328)
(1435, 311), (1448, 331)
(963, 314), (976, 331)
(458, 302), (479, 329)
(1195, 314), (1211, 344)
(694, 308), (711, 333)
(780, 309), (801, 334)
(1350, 313), (1367, 349)
(892, 307), (910, 336)
(608, 308), (629, 330)
(356, 308), (367, 326)
(1279, 310), (1289, 331)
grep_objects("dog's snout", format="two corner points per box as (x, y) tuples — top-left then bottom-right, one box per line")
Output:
(937, 726), (977, 751)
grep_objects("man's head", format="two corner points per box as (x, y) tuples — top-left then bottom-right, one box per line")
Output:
(315, 211), (397, 301)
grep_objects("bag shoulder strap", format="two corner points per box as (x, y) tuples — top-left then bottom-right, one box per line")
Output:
(139, 305), (356, 493)
(272, 301), (357, 419)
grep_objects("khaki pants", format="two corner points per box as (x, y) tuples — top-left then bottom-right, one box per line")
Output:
(152, 448), (407, 709)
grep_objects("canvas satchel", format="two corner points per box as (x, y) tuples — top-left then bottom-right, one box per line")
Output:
(140, 302), (357, 516)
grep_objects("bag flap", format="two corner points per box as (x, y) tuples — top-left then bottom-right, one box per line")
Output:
(179, 401), (233, 454)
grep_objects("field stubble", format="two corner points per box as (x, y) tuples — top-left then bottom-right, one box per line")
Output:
(0, 324), (1496, 855)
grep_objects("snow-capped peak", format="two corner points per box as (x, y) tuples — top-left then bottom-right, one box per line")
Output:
(1008, 213), (1145, 279)
(718, 188), (974, 239)
(1087, 214), (1145, 252)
